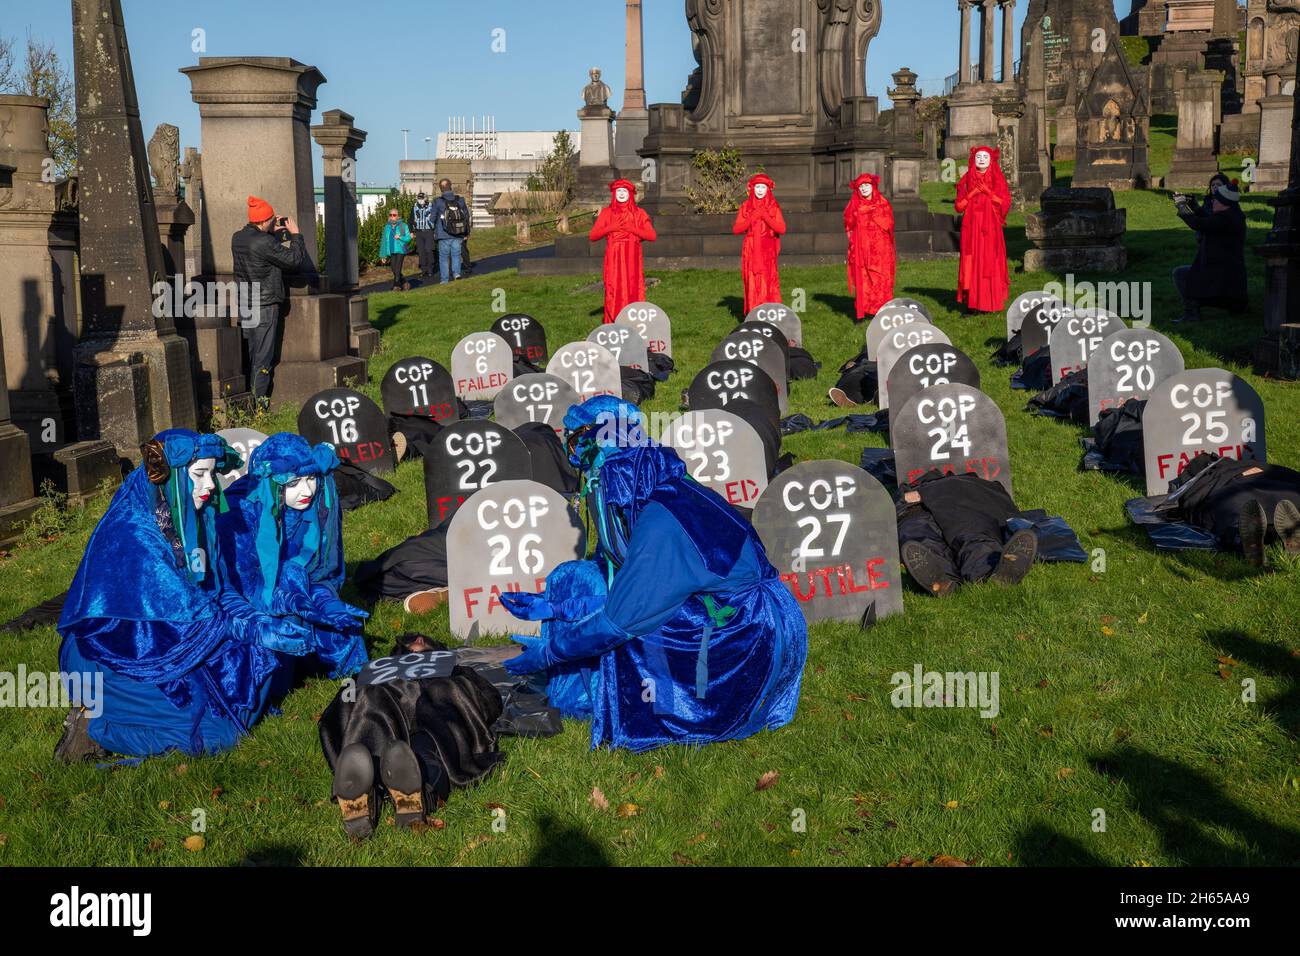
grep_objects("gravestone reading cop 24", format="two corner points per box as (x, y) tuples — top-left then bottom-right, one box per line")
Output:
(587, 321), (649, 371)
(450, 331), (513, 400)
(1086, 328), (1185, 426)
(296, 388), (393, 475)
(891, 383), (1012, 494)
(447, 480), (586, 641)
(491, 313), (548, 364)
(876, 324), (952, 409)
(1047, 309), (1127, 384)
(1006, 290), (1065, 339)
(711, 326), (789, 414)
(421, 419), (533, 528)
(215, 427), (267, 489)
(493, 373), (582, 435)
(1141, 368), (1267, 495)
(617, 301), (672, 357)
(744, 302), (802, 348)
(1019, 300), (1071, 357)
(885, 344), (982, 420)
(380, 356), (460, 423)
(865, 303), (933, 361)
(687, 360), (781, 425)
(660, 409), (769, 510)
(752, 460), (902, 625)
(547, 341), (622, 401)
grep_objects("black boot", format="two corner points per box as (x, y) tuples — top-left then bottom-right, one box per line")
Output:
(380, 740), (427, 829)
(1273, 500), (1300, 557)
(991, 529), (1038, 586)
(332, 743), (380, 840)
(53, 706), (107, 764)
(1238, 498), (1268, 567)
(902, 541), (959, 597)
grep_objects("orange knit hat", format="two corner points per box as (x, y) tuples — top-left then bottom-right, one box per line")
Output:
(247, 195), (275, 223)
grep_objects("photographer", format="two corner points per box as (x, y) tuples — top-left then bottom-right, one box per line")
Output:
(1171, 176), (1247, 324)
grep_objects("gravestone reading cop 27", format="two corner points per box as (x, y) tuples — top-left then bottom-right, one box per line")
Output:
(1047, 309), (1127, 384)
(447, 480), (586, 641)
(547, 341), (622, 401)
(1086, 328), (1185, 426)
(1006, 290), (1065, 339)
(1141, 368), (1267, 496)
(885, 344), (982, 421)
(752, 460), (902, 626)
(660, 409), (768, 510)
(587, 321), (649, 371)
(491, 313), (548, 364)
(215, 427), (267, 489)
(687, 360), (781, 425)
(744, 302), (802, 348)
(493, 373), (582, 435)
(891, 383), (1012, 494)
(296, 388), (393, 475)
(380, 356), (460, 423)
(865, 303), (932, 361)
(617, 301), (672, 356)
(421, 420), (533, 528)
(711, 326), (789, 414)
(451, 331), (513, 400)
(875, 324), (952, 409)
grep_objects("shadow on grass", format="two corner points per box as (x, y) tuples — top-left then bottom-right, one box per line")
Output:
(715, 295), (745, 320)
(1014, 823), (1110, 865)
(526, 814), (611, 866)
(1204, 628), (1300, 738)
(371, 304), (411, 334)
(238, 842), (305, 866)
(812, 292), (856, 317)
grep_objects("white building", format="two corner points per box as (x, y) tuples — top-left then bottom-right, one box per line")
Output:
(313, 185), (391, 225)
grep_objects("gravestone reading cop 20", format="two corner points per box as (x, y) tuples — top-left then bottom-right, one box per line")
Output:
(687, 360), (781, 425)
(1047, 309), (1127, 384)
(744, 302), (802, 348)
(891, 383), (1012, 494)
(617, 301), (672, 357)
(215, 427), (267, 489)
(1141, 368), (1267, 495)
(1019, 300), (1071, 357)
(885, 344), (982, 420)
(876, 324), (952, 409)
(450, 331), (513, 400)
(711, 327), (789, 414)
(1006, 290), (1065, 339)
(865, 303), (932, 361)
(380, 356), (460, 423)
(547, 341), (622, 401)
(587, 321), (649, 371)
(421, 420), (533, 528)
(491, 313), (548, 364)
(660, 409), (768, 510)
(493, 373), (582, 435)
(1086, 328), (1185, 426)
(296, 388), (393, 475)
(752, 460), (902, 625)
(447, 479), (586, 641)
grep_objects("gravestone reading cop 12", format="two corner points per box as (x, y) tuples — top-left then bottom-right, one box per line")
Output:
(1141, 368), (1266, 495)
(491, 313), (548, 364)
(1019, 301), (1070, 357)
(885, 344), (982, 420)
(547, 341), (622, 401)
(215, 427), (267, 489)
(876, 324), (952, 409)
(296, 388), (393, 475)
(1047, 309), (1127, 384)
(687, 361), (781, 426)
(451, 331), (513, 400)
(711, 327), (789, 414)
(865, 303), (932, 361)
(493, 373), (582, 435)
(1086, 328), (1185, 426)
(421, 419), (533, 528)
(752, 460), (902, 625)
(660, 409), (769, 510)
(587, 322), (649, 371)
(447, 480), (587, 641)
(1006, 290), (1065, 339)
(744, 302), (802, 348)
(380, 356), (460, 423)
(891, 383), (1012, 494)
(617, 301), (672, 357)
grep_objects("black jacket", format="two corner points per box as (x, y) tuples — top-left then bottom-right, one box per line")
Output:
(231, 223), (307, 306)
(1177, 201), (1247, 308)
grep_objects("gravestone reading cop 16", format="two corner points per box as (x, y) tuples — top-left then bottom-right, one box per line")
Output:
(744, 302), (802, 348)
(617, 301), (672, 357)
(1019, 300), (1070, 357)
(752, 460), (902, 625)
(885, 344), (981, 420)
(587, 321), (649, 371)
(215, 427), (267, 489)
(687, 360), (781, 425)
(891, 383), (1012, 494)
(1087, 328), (1184, 426)
(296, 388), (393, 475)
(711, 326), (789, 414)
(493, 373), (582, 435)
(876, 324), (952, 409)
(422, 419), (533, 528)
(1006, 290), (1064, 339)
(1141, 368), (1266, 495)
(491, 313), (548, 364)
(1048, 309), (1127, 383)
(451, 331), (513, 400)
(447, 480), (586, 641)
(547, 341), (622, 401)
(380, 356), (460, 423)
(661, 409), (769, 510)
(865, 303), (932, 361)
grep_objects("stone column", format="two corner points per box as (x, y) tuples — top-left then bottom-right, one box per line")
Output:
(1256, 56), (1300, 376)
(981, 0), (997, 83)
(1001, 0), (1015, 84)
(1167, 68), (1225, 189)
(0, 285), (39, 544)
(1255, 68), (1297, 191)
(179, 147), (203, 279)
(615, 0), (650, 171)
(959, 1), (973, 85)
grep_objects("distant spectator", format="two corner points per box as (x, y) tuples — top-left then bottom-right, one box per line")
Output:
(410, 192), (437, 278)
(380, 208), (414, 292)
(1172, 176), (1247, 323)
(433, 177), (471, 283)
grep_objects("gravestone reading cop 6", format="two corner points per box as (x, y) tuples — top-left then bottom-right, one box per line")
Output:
(493, 373), (582, 435)
(744, 302), (802, 348)
(617, 301), (672, 357)
(491, 313), (548, 364)
(1006, 290), (1065, 339)
(1048, 309), (1127, 384)
(752, 460), (902, 625)
(296, 388), (393, 475)
(1141, 368), (1267, 495)
(865, 303), (932, 361)
(587, 321), (649, 371)
(380, 356), (460, 423)
(547, 341), (622, 401)
(215, 427), (267, 489)
(711, 326), (789, 414)
(660, 409), (769, 510)
(451, 331), (513, 400)
(421, 419), (533, 528)
(891, 383), (1012, 494)
(1086, 328), (1185, 426)
(1019, 300), (1071, 357)
(876, 324), (952, 409)
(885, 344), (982, 420)
(447, 479), (586, 641)
(687, 360), (781, 425)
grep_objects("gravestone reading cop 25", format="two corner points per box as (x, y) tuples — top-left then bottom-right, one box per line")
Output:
(866, 303), (932, 361)
(547, 341), (622, 401)
(891, 383), (1012, 494)
(687, 361), (781, 425)
(711, 326), (789, 414)
(447, 480), (586, 641)
(1087, 328), (1185, 426)
(1141, 368), (1266, 495)
(493, 373), (582, 435)
(876, 324), (952, 409)
(422, 420), (533, 527)
(1047, 309), (1127, 383)
(617, 301), (672, 357)
(296, 388), (393, 475)
(744, 302), (802, 348)
(1006, 290), (1065, 339)
(491, 313), (548, 364)
(752, 460), (902, 625)
(587, 321), (649, 371)
(885, 344), (981, 420)
(380, 356), (460, 423)
(451, 331), (513, 400)
(215, 427), (267, 489)
(660, 409), (769, 510)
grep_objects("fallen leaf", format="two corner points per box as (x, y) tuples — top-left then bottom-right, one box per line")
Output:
(616, 803), (641, 818)
(209, 787), (223, 800)
(686, 833), (707, 846)
(755, 770), (780, 791)
(146, 838), (164, 852)
(1037, 679), (1050, 689)
(1101, 615), (1116, 626)
(672, 851), (697, 866)
(1217, 666), (1233, 680)
(1217, 655), (1238, 666)
(183, 835), (205, 852)
(158, 800), (170, 810)
(653, 765), (665, 779)
(1101, 626), (1115, 637)
(841, 709), (855, 721)
(589, 787), (610, 812)
(847, 693), (868, 702)
(930, 854), (969, 867)
(1057, 767), (1074, 780)
(1137, 611), (1149, 624)
(174, 764), (188, 776)
(432, 818), (446, 830)
(944, 800), (959, 810)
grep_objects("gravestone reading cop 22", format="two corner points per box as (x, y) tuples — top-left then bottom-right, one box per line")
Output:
(215, 427), (267, 489)
(752, 460), (902, 625)
(451, 331), (513, 400)
(1086, 328), (1185, 426)
(380, 356), (460, 423)
(491, 313), (548, 364)
(587, 321), (649, 371)
(493, 373), (582, 435)
(711, 326), (789, 414)
(744, 302), (802, 348)
(885, 344), (982, 420)
(547, 341), (622, 401)
(1047, 309), (1127, 384)
(296, 388), (393, 475)
(891, 383), (1012, 494)
(617, 301), (672, 356)
(876, 324), (952, 409)
(865, 303), (932, 361)
(421, 420), (533, 528)
(1006, 290), (1065, 339)
(660, 409), (768, 510)
(687, 361), (781, 425)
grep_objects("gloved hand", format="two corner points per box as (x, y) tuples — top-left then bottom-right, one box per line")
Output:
(503, 634), (555, 677)
(500, 591), (554, 621)
(312, 591), (369, 632)
(230, 612), (314, 656)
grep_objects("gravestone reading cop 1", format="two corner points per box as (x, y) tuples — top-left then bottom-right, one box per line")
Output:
(1047, 309), (1127, 384)
(450, 331), (513, 400)
(296, 388), (393, 475)
(422, 419), (533, 527)
(752, 460), (902, 625)
(711, 327), (789, 414)
(876, 324), (952, 409)
(885, 344), (982, 420)
(660, 409), (769, 510)
(617, 301), (672, 357)
(493, 373), (582, 435)
(491, 313), (548, 364)
(891, 383), (1012, 494)
(447, 480), (586, 641)
(1141, 368), (1266, 495)
(687, 360), (781, 425)
(1086, 328), (1184, 426)
(1019, 300), (1071, 357)
(587, 321), (649, 371)
(1006, 290), (1065, 339)
(380, 356), (460, 423)
(215, 427), (267, 489)
(865, 303), (933, 361)
(744, 302), (802, 348)
(547, 341), (622, 401)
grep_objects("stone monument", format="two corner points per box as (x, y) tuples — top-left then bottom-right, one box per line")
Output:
(0, 269), (40, 545)
(1072, 37), (1151, 190)
(1148, 0), (1243, 114)
(179, 146), (203, 278)
(1166, 67), (1225, 188)
(947, 1), (1019, 161)
(614, 0), (650, 173)
(1024, 187), (1128, 271)
(147, 123), (194, 279)
(577, 68), (618, 205)
(1243, 1), (1300, 112)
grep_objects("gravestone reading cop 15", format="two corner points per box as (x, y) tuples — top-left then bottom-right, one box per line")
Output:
(885, 344), (981, 419)
(744, 302), (802, 348)
(451, 331), (513, 400)
(1047, 309), (1126, 383)
(422, 420), (533, 528)
(296, 388), (393, 475)
(711, 326), (789, 414)
(617, 301), (672, 356)
(865, 303), (932, 361)
(494, 373), (581, 435)
(587, 321), (649, 371)
(891, 383), (1011, 494)
(661, 409), (768, 510)
(687, 360), (780, 425)
(1087, 328), (1185, 426)
(491, 313), (547, 364)
(547, 341), (622, 401)
(380, 356), (460, 423)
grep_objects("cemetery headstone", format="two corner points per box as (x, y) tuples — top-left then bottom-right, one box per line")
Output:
(743, 302), (802, 348)
(876, 324), (953, 409)
(739, 319), (790, 358)
(660, 409), (768, 510)
(297, 388), (393, 475)
(1020, 300), (1071, 357)
(421, 420), (533, 527)
(451, 331), (513, 400)
(866, 303), (933, 361)
(687, 361), (780, 425)
(490, 313), (548, 364)
(587, 321), (649, 371)
(547, 341), (622, 401)
(1086, 328), (1185, 426)
(617, 301), (672, 356)
(380, 356), (460, 423)
(885, 344), (982, 420)
(1006, 290), (1065, 339)
(215, 427), (267, 489)
(494, 373), (583, 435)
(878, 297), (932, 319)
(1047, 309), (1127, 383)
(711, 326), (789, 414)
(892, 383), (1012, 494)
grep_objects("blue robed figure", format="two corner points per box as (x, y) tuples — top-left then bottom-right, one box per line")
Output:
(502, 397), (808, 752)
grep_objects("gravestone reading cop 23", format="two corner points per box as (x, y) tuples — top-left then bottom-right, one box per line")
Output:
(547, 341), (622, 401)
(875, 324), (952, 409)
(660, 409), (769, 510)
(711, 326), (789, 414)
(215, 427), (267, 489)
(493, 373), (582, 435)
(1047, 309), (1127, 384)
(421, 419), (533, 528)
(587, 321), (649, 370)
(450, 331), (513, 400)
(380, 356), (460, 423)
(296, 388), (393, 475)
(891, 383), (1012, 494)
(616, 301), (672, 357)
(885, 344), (982, 420)
(491, 313), (548, 364)
(687, 360), (781, 425)
(743, 302), (802, 348)
(1086, 328), (1184, 426)
(865, 303), (932, 361)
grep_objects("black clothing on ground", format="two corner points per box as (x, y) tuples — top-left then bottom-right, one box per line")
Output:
(1159, 454), (1300, 550)
(231, 222), (307, 306)
(1018, 347), (1053, 393)
(1, 591), (67, 634)
(620, 367), (656, 405)
(1027, 366), (1088, 423)
(897, 472), (1024, 584)
(354, 521), (450, 598)
(725, 397), (787, 478)
(992, 331), (1022, 367)
(512, 421), (580, 495)
(334, 461), (398, 511)
(788, 346), (820, 380)
(649, 351), (675, 381)
(391, 413), (446, 459)
(835, 349), (877, 405)
(1082, 398), (1147, 474)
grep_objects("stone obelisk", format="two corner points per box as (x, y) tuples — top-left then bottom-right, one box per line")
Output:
(614, 0), (650, 173)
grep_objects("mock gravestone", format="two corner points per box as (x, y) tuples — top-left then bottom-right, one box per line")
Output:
(215, 427), (267, 489)
(1006, 290), (1066, 339)
(752, 460), (903, 625)
(447, 480), (586, 641)
(617, 301), (672, 356)
(1142, 369), (1267, 495)
(1047, 309), (1127, 383)
(744, 302), (802, 348)
(660, 409), (768, 511)
(878, 297), (931, 318)
(892, 384), (1012, 494)
(876, 324), (953, 410)
(739, 320), (791, 359)
(711, 327), (789, 414)
(587, 321), (649, 371)
(865, 304), (933, 361)
(687, 361), (781, 425)
(297, 388), (393, 475)
(1020, 301), (1071, 357)
(491, 313), (548, 365)
(422, 420), (533, 528)
(1087, 328), (1185, 426)
(381, 356), (460, 424)
(451, 331), (513, 400)
(494, 373), (582, 435)
(547, 341), (622, 401)
(885, 344), (982, 420)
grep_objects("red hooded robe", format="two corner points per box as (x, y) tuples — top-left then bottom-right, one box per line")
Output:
(732, 173), (786, 314)
(590, 179), (656, 323)
(955, 145), (1011, 313)
(843, 173), (896, 320)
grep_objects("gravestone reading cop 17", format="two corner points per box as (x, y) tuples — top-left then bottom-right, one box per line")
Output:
(891, 383), (1012, 494)
(744, 302), (802, 348)
(876, 324), (952, 409)
(1019, 300), (1071, 357)
(865, 303), (932, 361)
(422, 419), (533, 527)
(380, 356), (460, 423)
(661, 409), (769, 510)
(215, 427), (267, 489)
(711, 326), (789, 414)
(447, 480), (586, 641)
(885, 344), (981, 420)
(617, 301), (672, 357)
(1087, 328), (1185, 426)
(491, 313), (548, 364)
(493, 373), (582, 435)
(1006, 290), (1065, 339)
(587, 321), (649, 371)
(1141, 368), (1266, 495)
(296, 388), (393, 475)
(752, 460), (902, 625)
(1048, 309), (1127, 383)
(451, 331), (513, 400)
(687, 360), (781, 425)
(547, 341), (622, 401)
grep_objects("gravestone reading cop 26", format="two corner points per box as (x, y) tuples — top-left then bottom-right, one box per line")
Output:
(215, 427), (267, 489)
(616, 301), (672, 357)
(491, 313), (548, 364)
(744, 302), (802, 348)
(493, 373), (582, 435)
(1006, 290), (1065, 339)
(296, 388), (393, 475)
(660, 409), (768, 510)
(876, 324), (952, 409)
(1047, 309), (1127, 383)
(752, 460), (902, 625)
(447, 480), (586, 641)
(587, 321), (649, 371)
(547, 341), (622, 401)
(380, 356), (460, 423)
(891, 383), (1012, 494)
(421, 419), (533, 528)
(687, 360), (781, 425)
(1141, 368), (1267, 495)
(885, 344), (982, 420)
(1086, 328), (1184, 426)
(711, 327), (789, 414)
(450, 331), (513, 400)
(865, 303), (933, 361)
(1019, 300), (1071, 357)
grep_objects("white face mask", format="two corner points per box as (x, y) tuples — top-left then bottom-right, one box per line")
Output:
(284, 475), (319, 511)
(753, 183), (769, 199)
(974, 150), (991, 171)
(859, 182), (873, 198)
(188, 459), (217, 510)
(614, 187), (630, 203)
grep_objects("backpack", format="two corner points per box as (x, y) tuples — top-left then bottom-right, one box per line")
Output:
(441, 197), (469, 237)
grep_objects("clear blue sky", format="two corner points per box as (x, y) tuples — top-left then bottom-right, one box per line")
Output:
(14, 0), (1130, 187)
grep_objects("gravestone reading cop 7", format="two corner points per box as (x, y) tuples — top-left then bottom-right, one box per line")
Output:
(451, 331), (513, 400)
(885, 344), (982, 420)
(687, 361), (781, 425)
(491, 313), (548, 364)
(296, 388), (393, 475)
(617, 301), (672, 357)
(1048, 309), (1127, 383)
(744, 302), (802, 348)
(865, 303), (932, 361)
(380, 356), (460, 423)
(891, 383), (1012, 494)
(447, 479), (586, 641)
(876, 324), (952, 409)
(1141, 368), (1267, 495)
(660, 409), (769, 510)
(711, 326), (789, 414)
(1019, 300), (1071, 357)
(215, 427), (267, 489)
(422, 419), (533, 528)
(547, 341), (622, 401)
(1086, 328), (1184, 426)
(1006, 290), (1065, 339)
(752, 460), (902, 625)
(587, 321), (649, 371)
(493, 373), (582, 435)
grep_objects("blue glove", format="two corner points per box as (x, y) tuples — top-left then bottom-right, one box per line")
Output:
(500, 591), (555, 621)
(503, 634), (555, 676)
(312, 592), (369, 632)
(230, 612), (313, 656)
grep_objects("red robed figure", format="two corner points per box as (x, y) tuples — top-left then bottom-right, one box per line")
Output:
(590, 179), (656, 323)
(732, 173), (786, 314)
(843, 173), (896, 321)
(955, 145), (1011, 314)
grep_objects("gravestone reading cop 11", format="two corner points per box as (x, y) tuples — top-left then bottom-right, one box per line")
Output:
(587, 321), (649, 371)
(1086, 328), (1185, 426)
(711, 326), (789, 414)
(447, 479), (586, 641)
(1141, 368), (1267, 495)
(885, 344), (982, 420)
(865, 303), (932, 361)
(296, 388), (393, 475)
(687, 360), (781, 426)
(215, 427), (267, 489)
(421, 419), (533, 528)
(617, 301), (672, 357)
(493, 373), (582, 435)
(891, 383), (1012, 494)
(1006, 290), (1065, 339)
(450, 331), (513, 400)
(1047, 309), (1127, 384)
(752, 460), (902, 625)
(1019, 300), (1070, 357)
(491, 313), (548, 364)
(744, 302), (802, 348)
(380, 356), (460, 423)
(875, 324), (952, 409)
(660, 409), (769, 510)
(547, 341), (622, 401)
